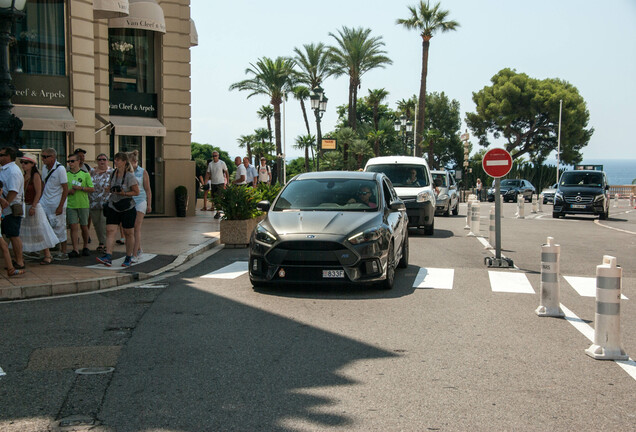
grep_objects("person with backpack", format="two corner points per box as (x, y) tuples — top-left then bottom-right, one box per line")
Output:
(257, 157), (271, 185)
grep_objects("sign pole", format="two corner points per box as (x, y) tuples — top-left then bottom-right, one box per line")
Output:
(495, 178), (501, 260)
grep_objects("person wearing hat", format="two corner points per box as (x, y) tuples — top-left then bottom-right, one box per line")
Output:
(0, 146), (26, 272)
(19, 153), (58, 265)
(66, 153), (94, 258)
(73, 148), (91, 173)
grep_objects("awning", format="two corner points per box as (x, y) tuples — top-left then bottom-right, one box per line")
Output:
(108, 0), (166, 33)
(94, 0), (129, 19)
(190, 18), (198, 47)
(109, 116), (166, 136)
(11, 105), (76, 132)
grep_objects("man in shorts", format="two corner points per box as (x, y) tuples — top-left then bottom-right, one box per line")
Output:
(0, 147), (25, 269)
(40, 148), (69, 260)
(66, 155), (94, 257)
(204, 151), (229, 219)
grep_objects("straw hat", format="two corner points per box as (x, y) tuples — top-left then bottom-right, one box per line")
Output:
(20, 153), (38, 164)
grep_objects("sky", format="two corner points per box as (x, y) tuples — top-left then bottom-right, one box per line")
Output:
(190, 0), (636, 163)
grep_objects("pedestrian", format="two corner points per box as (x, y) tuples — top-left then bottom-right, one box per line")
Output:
(66, 154), (94, 257)
(204, 151), (229, 219)
(74, 148), (91, 173)
(128, 150), (151, 262)
(232, 156), (247, 185)
(0, 183), (24, 277)
(96, 152), (139, 268)
(19, 153), (57, 265)
(89, 153), (112, 252)
(243, 157), (257, 187)
(40, 148), (69, 260)
(476, 178), (483, 201)
(257, 157), (271, 185)
(0, 147), (25, 271)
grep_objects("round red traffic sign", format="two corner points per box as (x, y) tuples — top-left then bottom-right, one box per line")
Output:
(482, 148), (513, 178)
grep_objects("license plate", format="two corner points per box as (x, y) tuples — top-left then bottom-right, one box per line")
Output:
(571, 204), (586, 209)
(322, 270), (345, 278)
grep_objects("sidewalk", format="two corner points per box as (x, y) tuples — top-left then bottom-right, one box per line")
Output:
(0, 199), (220, 301)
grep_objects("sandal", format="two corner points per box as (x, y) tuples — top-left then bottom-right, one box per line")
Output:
(96, 244), (105, 252)
(12, 260), (25, 270)
(7, 268), (25, 277)
(40, 256), (53, 265)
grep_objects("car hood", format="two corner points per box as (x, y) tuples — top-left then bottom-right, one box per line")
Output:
(266, 210), (379, 235)
(393, 186), (433, 197)
(558, 185), (605, 195)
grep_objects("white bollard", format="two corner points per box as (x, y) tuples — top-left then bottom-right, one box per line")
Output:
(585, 256), (628, 361)
(531, 194), (538, 213)
(468, 202), (480, 237)
(538, 194), (544, 213)
(487, 206), (495, 249)
(499, 195), (504, 218)
(516, 194), (525, 219)
(613, 193), (619, 208)
(630, 193), (634, 208)
(465, 199), (473, 230)
(535, 237), (564, 317)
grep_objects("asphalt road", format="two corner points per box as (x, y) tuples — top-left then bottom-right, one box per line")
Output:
(1, 202), (634, 431)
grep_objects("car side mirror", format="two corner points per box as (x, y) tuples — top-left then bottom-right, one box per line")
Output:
(605, 185), (609, 191)
(257, 200), (270, 212)
(449, 184), (456, 190)
(389, 199), (405, 211)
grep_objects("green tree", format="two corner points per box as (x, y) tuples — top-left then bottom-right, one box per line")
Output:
(349, 139), (374, 169)
(257, 105), (274, 142)
(397, 1), (459, 157)
(294, 133), (316, 172)
(230, 57), (298, 182)
(321, 151), (344, 171)
(286, 157), (308, 179)
(367, 88), (389, 131)
(328, 26), (392, 162)
(424, 91), (462, 169)
(465, 68), (593, 164)
(396, 96), (417, 120)
(293, 85), (312, 134)
(236, 134), (254, 161)
(367, 129), (386, 158)
(252, 128), (273, 161)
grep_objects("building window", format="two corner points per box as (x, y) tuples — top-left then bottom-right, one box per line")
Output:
(19, 131), (66, 159)
(109, 29), (155, 94)
(10, 0), (66, 76)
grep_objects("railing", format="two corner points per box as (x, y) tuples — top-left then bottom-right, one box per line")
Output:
(609, 185), (636, 198)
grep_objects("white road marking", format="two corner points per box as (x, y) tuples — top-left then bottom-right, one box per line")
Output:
(87, 253), (157, 270)
(560, 303), (636, 382)
(594, 219), (636, 235)
(476, 237), (520, 270)
(201, 261), (248, 279)
(488, 271), (535, 294)
(0, 366), (5, 377)
(413, 268), (454, 290)
(564, 275), (628, 300)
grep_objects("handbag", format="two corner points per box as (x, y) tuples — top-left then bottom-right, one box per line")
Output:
(112, 197), (134, 212)
(10, 203), (23, 217)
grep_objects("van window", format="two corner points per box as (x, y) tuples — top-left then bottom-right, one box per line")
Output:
(366, 164), (430, 187)
(560, 172), (604, 187)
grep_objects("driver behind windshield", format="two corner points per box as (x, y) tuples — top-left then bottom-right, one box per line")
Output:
(348, 185), (377, 208)
(405, 169), (421, 186)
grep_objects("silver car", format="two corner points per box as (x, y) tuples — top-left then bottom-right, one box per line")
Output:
(431, 170), (459, 216)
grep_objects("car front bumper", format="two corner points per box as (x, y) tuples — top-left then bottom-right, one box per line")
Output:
(402, 200), (434, 228)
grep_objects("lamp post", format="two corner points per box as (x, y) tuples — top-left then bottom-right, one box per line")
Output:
(393, 115), (413, 155)
(310, 85), (327, 171)
(0, 0), (26, 149)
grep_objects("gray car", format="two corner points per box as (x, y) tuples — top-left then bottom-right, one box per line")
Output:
(249, 171), (409, 290)
(431, 170), (459, 216)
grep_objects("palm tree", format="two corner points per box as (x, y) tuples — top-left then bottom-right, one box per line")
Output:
(367, 129), (386, 157)
(349, 139), (374, 169)
(396, 96), (417, 121)
(253, 128), (272, 160)
(257, 105), (274, 143)
(230, 57), (297, 182)
(367, 88), (389, 131)
(293, 86), (312, 135)
(397, 1), (459, 158)
(236, 134), (254, 160)
(294, 134), (316, 172)
(328, 26), (392, 163)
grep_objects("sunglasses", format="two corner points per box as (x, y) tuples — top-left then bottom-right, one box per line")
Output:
(67, 159), (77, 163)
(358, 191), (371, 195)
(97, 158), (108, 161)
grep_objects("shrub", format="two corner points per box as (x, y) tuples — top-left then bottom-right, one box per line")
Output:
(212, 185), (260, 220)
(254, 182), (282, 203)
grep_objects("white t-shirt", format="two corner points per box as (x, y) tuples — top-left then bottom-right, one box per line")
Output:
(257, 164), (270, 183)
(207, 160), (228, 185)
(41, 161), (68, 210)
(0, 161), (24, 217)
(234, 164), (247, 185)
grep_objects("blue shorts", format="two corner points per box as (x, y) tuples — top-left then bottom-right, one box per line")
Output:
(1, 214), (22, 238)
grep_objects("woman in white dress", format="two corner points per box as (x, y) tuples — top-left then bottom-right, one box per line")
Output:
(19, 153), (58, 265)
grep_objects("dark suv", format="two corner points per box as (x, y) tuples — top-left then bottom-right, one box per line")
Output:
(553, 170), (609, 219)
(487, 179), (535, 202)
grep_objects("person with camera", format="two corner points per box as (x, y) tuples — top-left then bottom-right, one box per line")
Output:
(96, 152), (139, 268)
(0, 147), (25, 272)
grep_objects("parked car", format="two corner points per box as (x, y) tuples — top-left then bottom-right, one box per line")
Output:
(487, 179), (536, 202)
(431, 170), (459, 216)
(364, 156), (436, 235)
(249, 171), (409, 290)
(553, 170), (609, 220)
(541, 183), (558, 204)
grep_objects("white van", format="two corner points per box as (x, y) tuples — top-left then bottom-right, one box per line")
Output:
(364, 156), (436, 235)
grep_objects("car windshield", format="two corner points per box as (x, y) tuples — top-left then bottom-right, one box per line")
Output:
(560, 172), (603, 187)
(273, 178), (380, 212)
(501, 180), (521, 187)
(432, 173), (447, 187)
(366, 164), (430, 187)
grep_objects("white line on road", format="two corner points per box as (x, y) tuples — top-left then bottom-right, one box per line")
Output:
(564, 276), (628, 300)
(413, 268), (454, 290)
(488, 271), (535, 294)
(594, 218), (636, 235)
(0, 366), (5, 377)
(201, 261), (248, 279)
(560, 303), (636, 382)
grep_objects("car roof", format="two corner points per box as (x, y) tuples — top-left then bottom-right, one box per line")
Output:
(365, 156), (430, 166)
(563, 170), (604, 174)
(293, 170), (380, 181)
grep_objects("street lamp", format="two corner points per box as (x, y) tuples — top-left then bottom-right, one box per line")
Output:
(310, 85), (327, 171)
(0, 0), (26, 149)
(394, 115), (413, 155)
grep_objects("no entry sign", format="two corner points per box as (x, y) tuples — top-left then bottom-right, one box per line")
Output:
(482, 148), (512, 178)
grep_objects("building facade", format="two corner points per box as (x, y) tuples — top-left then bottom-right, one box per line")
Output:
(10, 0), (197, 216)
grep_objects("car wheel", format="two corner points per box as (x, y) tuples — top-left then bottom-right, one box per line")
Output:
(552, 212), (561, 219)
(380, 242), (395, 290)
(423, 221), (434, 236)
(398, 231), (409, 269)
(452, 201), (459, 216)
(443, 205), (450, 217)
(543, 199), (547, 205)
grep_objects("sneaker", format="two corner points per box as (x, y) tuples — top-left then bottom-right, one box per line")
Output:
(116, 238), (125, 245)
(121, 256), (133, 267)
(53, 253), (69, 261)
(68, 250), (80, 258)
(82, 247), (91, 256)
(96, 254), (112, 267)
(213, 212), (221, 219)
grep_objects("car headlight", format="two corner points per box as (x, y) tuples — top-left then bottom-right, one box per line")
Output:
(417, 191), (433, 203)
(554, 192), (564, 202)
(438, 193), (449, 200)
(594, 194), (605, 202)
(254, 224), (277, 245)
(348, 228), (381, 245)
(488, 188), (494, 194)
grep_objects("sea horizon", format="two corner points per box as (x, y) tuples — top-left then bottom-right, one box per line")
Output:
(545, 158), (636, 185)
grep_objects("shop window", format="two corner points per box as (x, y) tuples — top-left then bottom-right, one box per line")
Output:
(19, 131), (66, 160)
(10, 0), (66, 76)
(109, 29), (155, 94)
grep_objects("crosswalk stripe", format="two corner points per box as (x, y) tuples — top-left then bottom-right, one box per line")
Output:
(201, 261), (248, 279)
(488, 271), (535, 294)
(564, 276), (629, 300)
(413, 267), (454, 290)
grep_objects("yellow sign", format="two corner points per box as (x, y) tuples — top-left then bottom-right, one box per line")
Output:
(322, 139), (336, 150)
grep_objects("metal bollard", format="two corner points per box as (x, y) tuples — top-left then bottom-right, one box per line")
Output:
(535, 237), (564, 317)
(516, 194), (525, 219)
(465, 199), (473, 230)
(613, 193), (619, 208)
(585, 256), (628, 360)
(531, 194), (538, 213)
(468, 202), (480, 237)
(538, 194), (543, 213)
(487, 206), (495, 249)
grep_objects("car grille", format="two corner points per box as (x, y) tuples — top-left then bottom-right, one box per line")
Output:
(276, 241), (342, 251)
(267, 240), (355, 266)
(564, 195), (593, 204)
